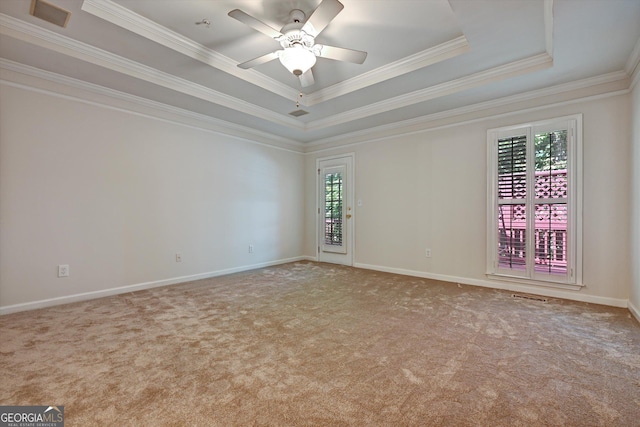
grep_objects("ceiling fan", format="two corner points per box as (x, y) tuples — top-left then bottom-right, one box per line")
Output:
(228, 0), (367, 87)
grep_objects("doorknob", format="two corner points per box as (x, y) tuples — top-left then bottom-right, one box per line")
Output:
(346, 214), (352, 219)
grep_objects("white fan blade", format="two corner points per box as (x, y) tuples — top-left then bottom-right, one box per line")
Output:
(301, 0), (344, 38)
(317, 45), (367, 64)
(228, 9), (283, 39)
(238, 51), (280, 69)
(299, 69), (315, 87)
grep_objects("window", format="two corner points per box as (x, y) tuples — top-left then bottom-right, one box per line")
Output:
(487, 115), (582, 288)
(324, 171), (343, 246)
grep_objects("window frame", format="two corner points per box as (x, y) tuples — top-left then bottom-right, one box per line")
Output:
(486, 114), (583, 290)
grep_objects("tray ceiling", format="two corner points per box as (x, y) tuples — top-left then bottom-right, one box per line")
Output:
(1, 0), (639, 146)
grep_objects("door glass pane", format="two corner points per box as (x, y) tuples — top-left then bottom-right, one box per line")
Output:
(534, 203), (568, 275)
(498, 135), (527, 200)
(324, 172), (343, 246)
(498, 204), (526, 271)
(534, 130), (568, 200)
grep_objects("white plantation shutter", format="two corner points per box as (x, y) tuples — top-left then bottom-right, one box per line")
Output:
(532, 128), (569, 279)
(497, 135), (528, 272)
(487, 116), (582, 287)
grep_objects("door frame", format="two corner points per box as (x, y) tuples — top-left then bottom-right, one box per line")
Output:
(316, 153), (355, 266)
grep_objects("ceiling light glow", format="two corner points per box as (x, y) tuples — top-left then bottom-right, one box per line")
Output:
(279, 46), (316, 76)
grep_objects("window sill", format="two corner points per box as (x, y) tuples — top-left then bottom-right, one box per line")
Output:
(486, 273), (584, 291)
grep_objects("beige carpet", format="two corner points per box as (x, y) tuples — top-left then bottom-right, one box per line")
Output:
(1, 261), (639, 426)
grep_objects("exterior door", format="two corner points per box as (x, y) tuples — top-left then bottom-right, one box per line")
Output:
(317, 155), (354, 266)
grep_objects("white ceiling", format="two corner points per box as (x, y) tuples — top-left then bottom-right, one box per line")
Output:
(1, 0), (639, 147)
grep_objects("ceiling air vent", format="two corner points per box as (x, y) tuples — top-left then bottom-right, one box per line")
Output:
(289, 110), (309, 117)
(30, 0), (71, 28)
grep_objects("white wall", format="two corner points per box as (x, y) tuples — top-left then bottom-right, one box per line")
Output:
(0, 83), (305, 312)
(305, 93), (632, 306)
(0, 74), (634, 312)
(631, 81), (640, 318)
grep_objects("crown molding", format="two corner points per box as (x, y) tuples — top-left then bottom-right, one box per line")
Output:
(80, 0), (470, 108)
(544, 0), (554, 57)
(81, 0), (299, 101)
(0, 13), (304, 131)
(0, 13), (553, 133)
(306, 53), (553, 131)
(6, 1), (627, 142)
(0, 58), (305, 153)
(306, 89), (630, 155)
(304, 36), (470, 106)
(305, 70), (629, 152)
(631, 64), (640, 91)
(626, 37), (640, 90)
(625, 36), (640, 76)
(1, 54), (629, 156)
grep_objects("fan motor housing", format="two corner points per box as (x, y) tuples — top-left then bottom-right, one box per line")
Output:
(279, 9), (314, 49)
(279, 30), (314, 49)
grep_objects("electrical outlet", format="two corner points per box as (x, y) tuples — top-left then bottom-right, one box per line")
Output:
(249, 245), (254, 253)
(175, 253), (182, 263)
(425, 249), (432, 258)
(58, 264), (69, 277)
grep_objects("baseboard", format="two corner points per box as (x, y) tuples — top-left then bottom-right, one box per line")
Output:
(4, 258), (630, 315)
(354, 263), (629, 308)
(0, 256), (307, 315)
(629, 300), (640, 324)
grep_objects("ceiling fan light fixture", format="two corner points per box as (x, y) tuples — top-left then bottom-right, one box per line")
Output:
(279, 46), (316, 76)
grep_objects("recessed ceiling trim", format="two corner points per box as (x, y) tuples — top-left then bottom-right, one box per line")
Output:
(625, 36), (640, 79)
(304, 35), (470, 106)
(81, 0), (299, 101)
(80, 0), (471, 108)
(2, 55), (628, 154)
(306, 71), (629, 152)
(0, 13), (304, 131)
(305, 53), (553, 131)
(0, 58), (305, 152)
(0, 13), (556, 134)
